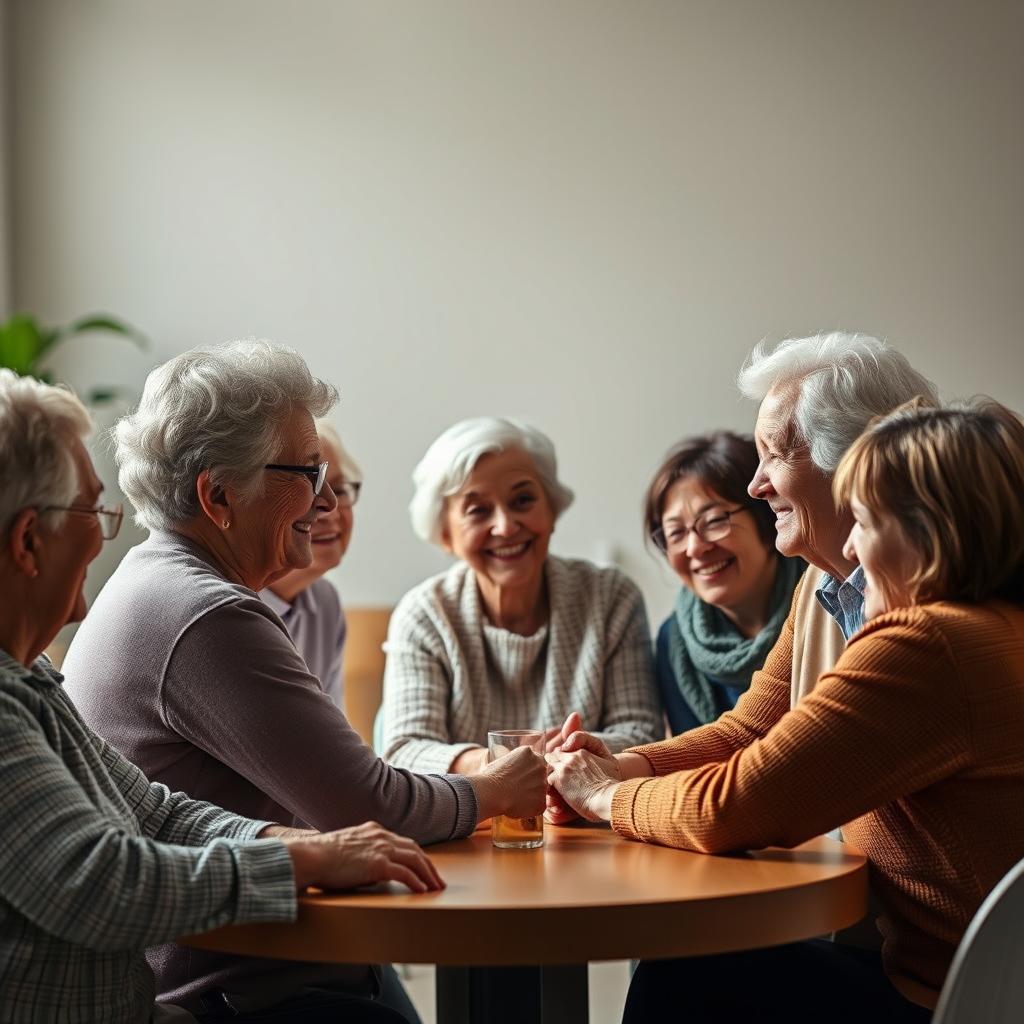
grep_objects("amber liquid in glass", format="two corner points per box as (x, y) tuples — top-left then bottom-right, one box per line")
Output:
(492, 813), (544, 849)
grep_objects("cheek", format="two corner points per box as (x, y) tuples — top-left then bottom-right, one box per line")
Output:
(668, 551), (693, 585)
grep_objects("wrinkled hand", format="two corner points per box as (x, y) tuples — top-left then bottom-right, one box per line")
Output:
(545, 748), (621, 823)
(284, 821), (445, 894)
(473, 744), (547, 821)
(543, 713), (616, 824)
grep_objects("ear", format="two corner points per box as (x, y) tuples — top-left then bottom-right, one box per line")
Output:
(7, 508), (43, 579)
(195, 469), (233, 527)
(438, 519), (455, 555)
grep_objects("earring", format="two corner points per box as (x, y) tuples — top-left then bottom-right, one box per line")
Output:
(222, 519), (230, 529)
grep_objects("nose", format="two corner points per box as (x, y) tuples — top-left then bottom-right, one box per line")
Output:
(315, 481), (338, 517)
(842, 528), (858, 565)
(684, 529), (713, 559)
(491, 506), (518, 537)
(748, 461), (772, 500)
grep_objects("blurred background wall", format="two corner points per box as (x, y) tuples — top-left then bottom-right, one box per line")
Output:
(6, 0), (1023, 625)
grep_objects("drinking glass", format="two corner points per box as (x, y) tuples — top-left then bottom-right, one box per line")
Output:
(487, 729), (545, 849)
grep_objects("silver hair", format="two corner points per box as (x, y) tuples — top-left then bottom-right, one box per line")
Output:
(0, 370), (93, 535)
(410, 416), (575, 545)
(316, 418), (362, 482)
(736, 331), (938, 472)
(115, 339), (338, 530)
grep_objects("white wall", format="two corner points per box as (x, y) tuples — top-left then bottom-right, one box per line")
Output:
(11, 0), (1024, 625)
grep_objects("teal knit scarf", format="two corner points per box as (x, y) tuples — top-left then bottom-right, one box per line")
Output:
(666, 556), (805, 725)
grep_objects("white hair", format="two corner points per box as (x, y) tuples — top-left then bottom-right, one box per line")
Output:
(737, 331), (938, 472)
(410, 417), (574, 545)
(0, 370), (93, 535)
(115, 339), (338, 530)
(316, 419), (362, 482)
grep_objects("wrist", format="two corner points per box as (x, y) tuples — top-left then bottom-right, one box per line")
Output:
(616, 752), (655, 780)
(594, 781), (620, 822)
(282, 836), (322, 890)
(467, 773), (501, 821)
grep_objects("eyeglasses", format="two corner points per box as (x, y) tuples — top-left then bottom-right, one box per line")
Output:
(331, 480), (362, 508)
(264, 462), (329, 496)
(42, 503), (124, 540)
(652, 505), (746, 554)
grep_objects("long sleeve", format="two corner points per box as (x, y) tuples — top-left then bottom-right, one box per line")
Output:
(94, 728), (268, 846)
(622, 580), (797, 774)
(380, 594), (481, 773)
(162, 599), (477, 844)
(584, 579), (663, 752)
(0, 689), (295, 953)
(611, 609), (969, 853)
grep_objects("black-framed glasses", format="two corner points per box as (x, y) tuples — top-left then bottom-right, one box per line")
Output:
(331, 480), (362, 508)
(653, 505), (746, 555)
(264, 462), (329, 496)
(42, 503), (124, 540)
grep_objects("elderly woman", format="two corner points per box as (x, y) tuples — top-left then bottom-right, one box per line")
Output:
(738, 331), (938, 706)
(548, 398), (1024, 1021)
(644, 431), (804, 734)
(379, 417), (662, 776)
(259, 420), (361, 707)
(62, 343), (545, 1020)
(0, 370), (443, 1024)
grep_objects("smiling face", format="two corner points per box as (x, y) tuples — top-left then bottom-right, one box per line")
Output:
(229, 404), (338, 590)
(749, 385), (846, 569)
(660, 475), (776, 617)
(441, 447), (554, 594)
(307, 431), (355, 576)
(843, 492), (917, 620)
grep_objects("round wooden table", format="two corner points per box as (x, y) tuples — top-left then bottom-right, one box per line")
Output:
(185, 823), (867, 1022)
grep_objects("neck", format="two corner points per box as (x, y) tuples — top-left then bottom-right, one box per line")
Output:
(268, 569), (315, 603)
(718, 556), (779, 639)
(0, 586), (57, 667)
(809, 510), (858, 581)
(476, 570), (548, 635)
(172, 520), (267, 591)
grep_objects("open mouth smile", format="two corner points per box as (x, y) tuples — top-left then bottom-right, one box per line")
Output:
(693, 557), (735, 578)
(486, 540), (532, 560)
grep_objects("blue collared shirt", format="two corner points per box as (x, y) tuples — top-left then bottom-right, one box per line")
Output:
(814, 565), (867, 640)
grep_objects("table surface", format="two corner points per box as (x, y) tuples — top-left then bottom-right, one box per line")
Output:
(184, 824), (868, 966)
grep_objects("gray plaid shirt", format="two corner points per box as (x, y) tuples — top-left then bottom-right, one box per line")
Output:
(0, 650), (296, 1024)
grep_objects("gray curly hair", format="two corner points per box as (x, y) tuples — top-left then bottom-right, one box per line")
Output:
(115, 339), (338, 530)
(0, 370), (93, 534)
(736, 331), (938, 472)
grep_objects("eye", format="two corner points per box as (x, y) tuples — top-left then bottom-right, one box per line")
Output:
(511, 493), (537, 509)
(465, 505), (490, 519)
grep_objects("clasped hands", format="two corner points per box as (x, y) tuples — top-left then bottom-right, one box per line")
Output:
(543, 711), (623, 825)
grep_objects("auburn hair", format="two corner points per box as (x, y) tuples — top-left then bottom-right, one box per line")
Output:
(833, 397), (1024, 605)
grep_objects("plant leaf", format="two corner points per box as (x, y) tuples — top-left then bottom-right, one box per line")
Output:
(0, 314), (45, 374)
(65, 314), (148, 349)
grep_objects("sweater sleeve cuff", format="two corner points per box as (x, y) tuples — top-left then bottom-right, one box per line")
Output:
(440, 773), (479, 839)
(233, 838), (298, 924)
(223, 817), (276, 843)
(625, 740), (686, 776)
(396, 741), (481, 775)
(611, 777), (658, 843)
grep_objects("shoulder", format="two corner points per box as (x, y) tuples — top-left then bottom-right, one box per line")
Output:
(854, 600), (1024, 651)
(308, 576), (341, 615)
(389, 562), (474, 644)
(549, 556), (643, 607)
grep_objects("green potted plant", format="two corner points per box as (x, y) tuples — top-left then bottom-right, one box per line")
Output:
(0, 311), (147, 403)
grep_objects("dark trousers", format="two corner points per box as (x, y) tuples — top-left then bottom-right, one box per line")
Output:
(195, 985), (413, 1024)
(624, 940), (934, 1024)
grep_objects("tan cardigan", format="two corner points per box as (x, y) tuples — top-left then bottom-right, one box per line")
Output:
(790, 565), (846, 707)
(611, 598), (1024, 1008)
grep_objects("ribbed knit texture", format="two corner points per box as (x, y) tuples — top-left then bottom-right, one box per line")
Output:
(612, 598), (1024, 1008)
(381, 556), (663, 772)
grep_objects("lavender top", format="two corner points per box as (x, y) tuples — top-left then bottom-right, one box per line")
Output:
(259, 578), (345, 706)
(62, 529), (476, 1012)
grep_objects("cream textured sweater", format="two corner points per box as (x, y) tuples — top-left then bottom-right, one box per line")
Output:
(381, 556), (663, 772)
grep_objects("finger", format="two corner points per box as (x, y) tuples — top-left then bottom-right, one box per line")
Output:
(544, 751), (565, 767)
(390, 846), (445, 891)
(384, 861), (429, 893)
(545, 733), (564, 754)
(560, 711), (583, 740)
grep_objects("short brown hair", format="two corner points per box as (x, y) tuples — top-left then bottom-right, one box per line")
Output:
(833, 398), (1024, 605)
(644, 431), (777, 550)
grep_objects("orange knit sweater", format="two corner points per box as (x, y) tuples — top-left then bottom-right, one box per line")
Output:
(611, 594), (1024, 1007)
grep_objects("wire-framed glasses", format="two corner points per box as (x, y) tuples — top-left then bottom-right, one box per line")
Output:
(43, 503), (124, 540)
(264, 462), (329, 496)
(652, 505), (746, 554)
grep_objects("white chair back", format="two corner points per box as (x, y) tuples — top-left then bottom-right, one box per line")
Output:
(932, 855), (1024, 1024)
